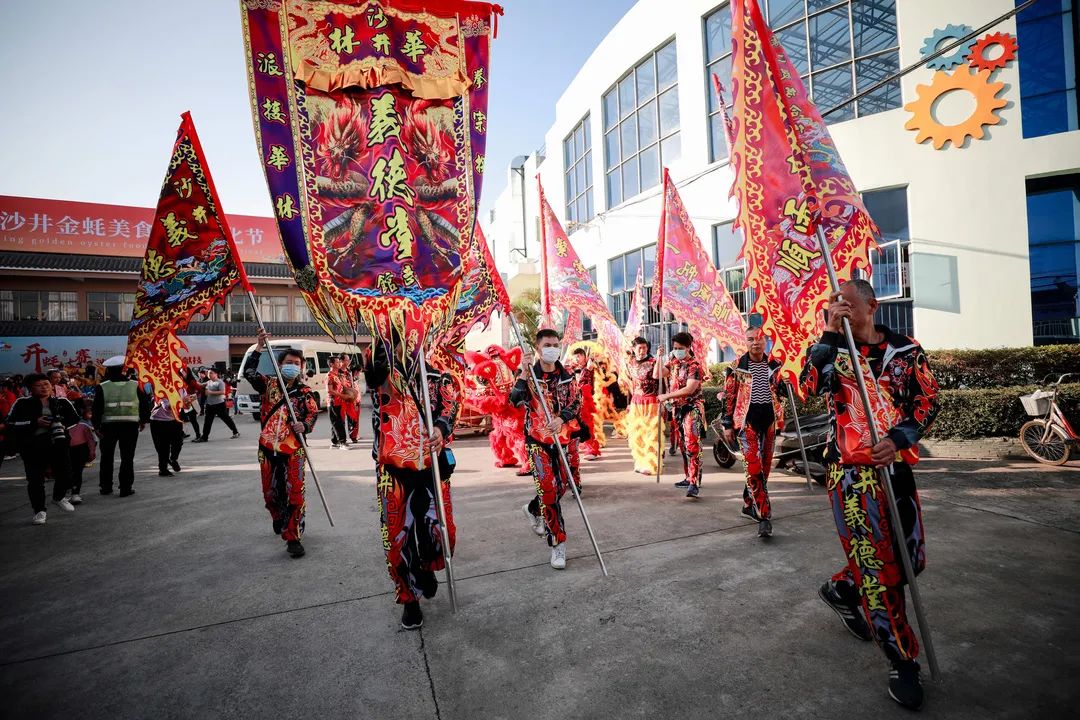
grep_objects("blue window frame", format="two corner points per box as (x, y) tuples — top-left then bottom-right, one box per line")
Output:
(1017, 0), (1079, 138)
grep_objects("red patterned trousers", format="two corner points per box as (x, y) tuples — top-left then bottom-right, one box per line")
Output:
(526, 439), (580, 545)
(739, 424), (775, 520)
(673, 403), (705, 487)
(377, 456), (456, 605)
(259, 445), (306, 542)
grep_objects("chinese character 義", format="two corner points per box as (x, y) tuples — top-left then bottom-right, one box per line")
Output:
(842, 493), (871, 533)
(160, 212), (198, 247)
(369, 148), (415, 206)
(262, 98), (286, 123)
(400, 30), (427, 62)
(266, 145), (291, 171)
(776, 238), (821, 278)
(275, 194), (300, 220)
(257, 52), (284, 76)
(379, 206), (415, 261)
(367, 92), (401, 147)
(328, 25), (359, 54)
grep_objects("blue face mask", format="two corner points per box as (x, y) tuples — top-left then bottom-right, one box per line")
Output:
(672, 349), (688, 361)
(280, 364), (301, 380)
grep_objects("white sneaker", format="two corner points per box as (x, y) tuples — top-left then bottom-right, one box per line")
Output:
(70, 493), (83, 505)
(32, 511), (47, 525)
(550, 542), (566, 570)
(522, 503), (545, 536)
(53, 498), (75, 512)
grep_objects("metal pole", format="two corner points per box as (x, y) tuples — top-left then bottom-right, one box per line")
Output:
(417, 354), (458, 613)
(785, 383), (815, 492)
(508, 313), (609, 576)
(812, 227), (940, 680)
(655, 318), (669, 482)
(246, 290), (334, 527)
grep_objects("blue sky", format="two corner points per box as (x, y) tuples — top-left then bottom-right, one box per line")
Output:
(0, 0), (635, 219)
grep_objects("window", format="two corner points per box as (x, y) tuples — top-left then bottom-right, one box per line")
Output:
(704, 0), (901, 162)
(1027, 174), (1080, 344)
(564, 115), (594, 227)
(293, 296), (313, 322)
(257, 296), (289, 323)
(1017, 0), (1078, 138)
(711, 222), (744, 268)
(603, 40), (681, 207)
(0, 290), (78, 321)
(607, 244), (679, 348)
(721, 264), (757, 314)
(229, 296), (255, 322)
(197, 304), (227, 322)
(86, 292), (135, 322)
(862, 186), (909, 300)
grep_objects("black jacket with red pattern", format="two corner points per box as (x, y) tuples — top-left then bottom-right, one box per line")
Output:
(509, 360), (583, 446)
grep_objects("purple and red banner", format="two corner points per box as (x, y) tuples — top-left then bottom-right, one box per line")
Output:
(729, 0), (876, 389)
(127, 112), (249, 417)
(442, 223), (511, 347)
(240, 0), (501, 360)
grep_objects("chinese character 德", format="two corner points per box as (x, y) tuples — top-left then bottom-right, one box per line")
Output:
(262, 98), (286, 124)
(372, 32), (390, 55)
(369, 148), (415, 206)
(400, 30), (427, 62)
(266, 145), (291, 171)
(328, 25), (359, 54)
(174, 177), (193, 199)
(367, 92), (401, 147)
(257, 52), (284, 76)
(275, 194), (300, 220)
(379, 206), (415, 261)
(160, 212), (198, 247)
(847, 537), (884, 571)
(842, 493), (871, 533)
(776, 238), (821, 278)
(143, 249), (176, 282)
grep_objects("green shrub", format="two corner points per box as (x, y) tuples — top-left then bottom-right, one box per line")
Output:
(927, 345), (1080, 390)
(926, 382), (1080, 439)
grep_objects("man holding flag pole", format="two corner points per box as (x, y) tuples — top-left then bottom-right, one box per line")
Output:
(727, 0), (941, 708)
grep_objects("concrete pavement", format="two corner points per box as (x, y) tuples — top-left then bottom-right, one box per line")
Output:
(1, 410), (1078, 719)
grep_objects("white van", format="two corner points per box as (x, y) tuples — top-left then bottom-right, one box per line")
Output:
(235, 338), (365, 419)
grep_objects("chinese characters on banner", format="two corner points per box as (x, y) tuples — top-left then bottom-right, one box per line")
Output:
(240, 0), (502, 363)
(652, 169), (746, 366)
(127, 113), (250, 418)
(728, 0), (877, 391)
(0, 336), (228, 376)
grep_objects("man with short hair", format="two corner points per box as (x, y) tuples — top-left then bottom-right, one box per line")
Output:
(244, 330), (319, 558)
(192, 368), (239, 442)
(47, 370), (68, 400)
(626, 337), (661, 475)
(326, 356), (350, 449)
(722, 325), (786, 538)
(6, 373), (80, 524)
(93, 356), (150, 496)
(657, 331), (706, 498)
(802, 279), (940, 711)
(510, 329), (583, 570)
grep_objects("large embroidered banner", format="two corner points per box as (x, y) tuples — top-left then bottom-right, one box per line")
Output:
(128, 112), (249, 417)
(241, 0), (501, 360)
(442, 223), (510, 347)
(623, 266), (645, 343)
(729, 0), (876, 389)
(652, 169), (746, 361)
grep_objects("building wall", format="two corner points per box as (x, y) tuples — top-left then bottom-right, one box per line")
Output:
(482, 0), (1080, 352)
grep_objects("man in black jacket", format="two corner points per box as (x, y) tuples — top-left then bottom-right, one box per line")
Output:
(6, 373), (81, 524)
(92, 356), (151, 497)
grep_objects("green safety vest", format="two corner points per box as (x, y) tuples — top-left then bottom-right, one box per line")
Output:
(101, 380), (139, 423)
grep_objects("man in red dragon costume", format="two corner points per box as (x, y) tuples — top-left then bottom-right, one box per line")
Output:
(465, 345), (529, 475)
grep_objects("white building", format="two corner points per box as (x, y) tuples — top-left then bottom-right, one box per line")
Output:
(479, 0), (1080, 358)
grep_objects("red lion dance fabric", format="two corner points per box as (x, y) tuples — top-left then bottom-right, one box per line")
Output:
(465, 345), (528, 473)
(728, 0), (876, 391)
(128, 112), (248, 418)
(241, 0), (502, 360)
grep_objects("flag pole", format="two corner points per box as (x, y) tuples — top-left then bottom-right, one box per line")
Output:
(417, 354), (458, 612)
(785, 383), (815, 492)
(812, 226), (939, 680)
(509, 313), (608, 576)
(247, 290), (335, 527)
(655, 317), (668, 482)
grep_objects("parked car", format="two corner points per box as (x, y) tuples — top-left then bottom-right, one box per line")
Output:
(236, 338), (365, 420)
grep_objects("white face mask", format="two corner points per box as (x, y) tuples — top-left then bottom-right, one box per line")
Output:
(540, 347), (561, 364)
(672, 349), (688, 360)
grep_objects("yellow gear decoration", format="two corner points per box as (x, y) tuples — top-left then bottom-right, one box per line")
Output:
(903, 67), (1007, 150)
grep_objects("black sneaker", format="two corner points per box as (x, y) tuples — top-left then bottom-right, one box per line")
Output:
(415, 569), (439, 599)
(286, 540), (305, 558)
(192, 437), (207, 443)
(741, 506), (760, 522)
(401, 601), (424, 630)
(757, 519), (773, 538)
(158, 469), (174, 477)
(231, 432), (241, 439)
(119, 489), (135, 498)
(272, 518), (284, 535)
(818, 581), (873, 641)
(99, 488), (113, 496)
(673, 479), (690, 488)
(888, 663), (924, 711)
(686, 484), (699, 498)
(170, 460), (181, 472)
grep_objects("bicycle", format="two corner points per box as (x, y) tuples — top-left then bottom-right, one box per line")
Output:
(1019, 373), (1078, 466)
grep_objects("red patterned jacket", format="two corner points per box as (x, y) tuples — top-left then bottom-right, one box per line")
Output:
(509, 360), (583, 446)
(243, 351), (318, 454)
(722, 353), (785, 432)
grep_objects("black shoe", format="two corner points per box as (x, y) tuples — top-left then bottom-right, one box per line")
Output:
(99, 488), (113, 496)
(158, 470), (174, 477)
(757, 519), (773, 538)
(686, 484), (699, 498)
(673, 479), (690, 488)
(170, 460), (181, 472)
(272, 519), (284, 535)
(415, 570), (439, 599)
(231, 432), (240, 439)
(192, 437), (207, 443)
(286, 540), (305, 558)
(818, 581), (873, 641)
(119, 489), (135, 497)
(182, 432), (191, 439)
(401, 601), (424, 630)
(741, 506), (760, 522)
(888, 663), (924, 711)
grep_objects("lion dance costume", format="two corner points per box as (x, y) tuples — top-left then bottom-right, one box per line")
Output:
(627, 353), (661, 474)
(464, 345), (529, 474)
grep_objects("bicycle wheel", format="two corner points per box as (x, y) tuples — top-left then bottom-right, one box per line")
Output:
(1019, 420), (1072, 466)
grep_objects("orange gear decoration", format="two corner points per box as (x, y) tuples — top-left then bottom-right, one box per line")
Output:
(903, 67), (1007, 150)
(967, 32), (1018, 72)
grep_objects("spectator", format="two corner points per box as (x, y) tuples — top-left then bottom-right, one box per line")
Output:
(195, 368), (209, 416)
(93, 356), (151, 497)
(180, 368), (201, 439)
(192, 368), (240, 442)
(148, 391), (185, 476)
(48, 370), (68, 399)
(0, 378), (17, 464)
(67, 398), (96, 505)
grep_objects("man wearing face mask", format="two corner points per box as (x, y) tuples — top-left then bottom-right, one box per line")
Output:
(568, 348), (601, 460)
(656, 331), (706, 498)
(510, 329), (583, 570)
(243, 330), (319, 559)
(626, 337), (661, 475)
(722, 325), (786, 538)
